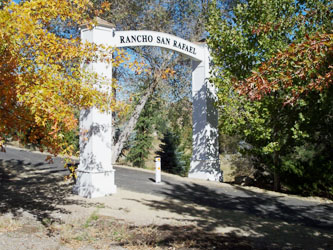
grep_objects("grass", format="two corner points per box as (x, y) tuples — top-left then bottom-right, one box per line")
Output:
(83, 210), (99, 228)
(48, 210), (253, 250)
(0, 213), (256, 249)
(55, 212), (160, 249)
(0, 215), (22, 233)
(96, 203), (106, 209)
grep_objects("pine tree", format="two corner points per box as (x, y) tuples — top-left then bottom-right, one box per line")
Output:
(126, 98), (157, 168)
(156, 98), (192, 176)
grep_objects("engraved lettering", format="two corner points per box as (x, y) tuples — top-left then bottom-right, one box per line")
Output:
(173, 40), (177, 47)
(142, 35), (147, 42)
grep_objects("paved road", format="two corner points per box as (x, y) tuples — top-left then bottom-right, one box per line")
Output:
(1, 147), (332, 231)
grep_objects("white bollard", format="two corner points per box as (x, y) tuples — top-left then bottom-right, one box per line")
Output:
(155, 157), (161, 183)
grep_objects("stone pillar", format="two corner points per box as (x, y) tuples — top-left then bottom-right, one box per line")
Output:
(73, 19), (117, 198)
(189, 44), (221, 181)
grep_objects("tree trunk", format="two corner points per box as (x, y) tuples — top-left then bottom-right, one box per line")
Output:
(111, 67), (117, 147)
(111, 78), (159, 164)
(273, 151), (281, 192)
(273, 169), (280, 192)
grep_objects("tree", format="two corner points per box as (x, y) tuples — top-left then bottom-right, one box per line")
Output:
(157, 97), (193, 176)
(111, 62), (176, 164)
(126, 97), (158, 168)
(207, 0), (332, 194)
(237, 33), (333, 196)
(0, 0), (126, 157)
(238, 33), (332, 105)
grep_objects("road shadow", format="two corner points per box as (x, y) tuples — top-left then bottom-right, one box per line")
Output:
(0, 158), (93, 225)
(133, 180), (333, 249)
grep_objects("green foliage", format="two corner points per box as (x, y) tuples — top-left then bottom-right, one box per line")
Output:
(279, 88), (333, 197)
(62, 128), (79, 153)
(156, 98), (192, 176)
(84, 210), (100, 228)
(167, 98), (192, 152)
(207, 0), (333, 196)
(126, 98), (157, 168)
(157, 130), (189, 177)
(126, 95), (192, 176)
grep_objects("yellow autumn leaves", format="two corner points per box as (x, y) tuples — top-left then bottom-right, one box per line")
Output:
(0, 0), (126, 156)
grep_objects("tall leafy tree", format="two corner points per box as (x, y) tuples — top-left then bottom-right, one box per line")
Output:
(0, 0), (127, 156)
(207, 0), (332, 194)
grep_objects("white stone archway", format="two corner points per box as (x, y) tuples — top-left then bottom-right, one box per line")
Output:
(74, 19), (221, 198)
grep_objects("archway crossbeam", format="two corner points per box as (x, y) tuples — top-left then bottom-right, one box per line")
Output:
(114, 30), (204, 61)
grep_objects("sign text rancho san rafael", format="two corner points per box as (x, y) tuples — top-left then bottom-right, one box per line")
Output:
(114, 31), (203, 61)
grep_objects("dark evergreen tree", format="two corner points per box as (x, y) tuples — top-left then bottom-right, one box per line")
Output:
(126, 98), (157, 168)
(156, 98), (192, 176)
(157, 130), (187, 176)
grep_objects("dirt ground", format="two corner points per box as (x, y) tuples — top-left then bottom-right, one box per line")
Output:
(0, 148), (332, 249)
